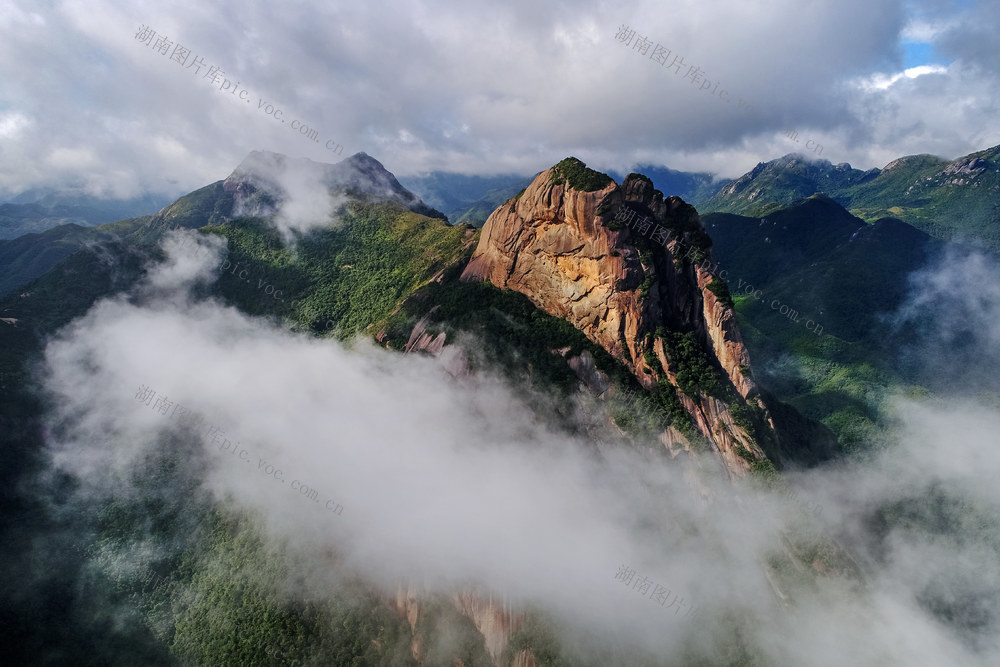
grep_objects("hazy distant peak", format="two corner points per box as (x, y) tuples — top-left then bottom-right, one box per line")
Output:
(225, 150), (445, 221)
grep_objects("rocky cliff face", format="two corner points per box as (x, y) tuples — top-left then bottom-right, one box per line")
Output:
(393, 584), (528, 666)
(386, 159), (833, 664)
(462, 170), (639, 368)
(451, 590), (523, 664)
(461, 159), (775, 478)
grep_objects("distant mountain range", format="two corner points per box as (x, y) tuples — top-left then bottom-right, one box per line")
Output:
(606, 164), (723, 207)
(0, 151), (841, 664)
(1, 146), (998, 664)
(703, 146), (1000, 251)
(7, 143), (997, 249)
(397, 172), (534, 225)
(0, 191), (171, 240)
(6, 143), (994, 301)
(396, 144), (1000, 451)
(398, 164), (722, 228)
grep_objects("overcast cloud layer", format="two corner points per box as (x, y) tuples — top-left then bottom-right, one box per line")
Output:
(32, 230), (1000, 664)
(1, 0), (997, 200)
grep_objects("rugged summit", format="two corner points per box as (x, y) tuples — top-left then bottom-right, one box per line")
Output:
(703, 144), (1000, 250)
(222, 150), (446, 221)
(461, 158), (783, 477)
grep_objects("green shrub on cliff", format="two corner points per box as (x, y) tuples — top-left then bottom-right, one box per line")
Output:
(707, 277), (735, 308)
(662, 331), (724, 399)
(550, 158), (613, 192)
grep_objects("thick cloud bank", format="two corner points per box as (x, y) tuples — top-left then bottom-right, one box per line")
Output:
(36, 233), (1000, 664)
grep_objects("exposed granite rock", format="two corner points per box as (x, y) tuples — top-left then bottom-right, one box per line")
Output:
(452, 590), (523, 664)
(566, 349), (612, 396)
(942, 156), (989, 177)
(510, 649), (539, 667)
(405, 307), (448, 355)
(462, 171), (637, 364)
(461, 161), (775, 478)
(394, 584), (423, 662)
(399, 305), (470, 377)
(692, 261), (757, 400)
(393, 584), (524, 667)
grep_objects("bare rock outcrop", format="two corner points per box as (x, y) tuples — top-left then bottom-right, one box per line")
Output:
(452, 590), (523, 664)
(461, 159), (776, 478)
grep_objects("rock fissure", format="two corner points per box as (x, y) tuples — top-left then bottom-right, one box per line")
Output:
(460, 159), (780, 478)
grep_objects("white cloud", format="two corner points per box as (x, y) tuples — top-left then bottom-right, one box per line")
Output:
(30, 223), (1000, 663)
(900, 15), (961, 44)
(854, 63), (950, 91)
(0, 0), (44, 27)
(0, 0), (994, 200)
(0, 111), (31, 138)
(45, 146), (100, 170)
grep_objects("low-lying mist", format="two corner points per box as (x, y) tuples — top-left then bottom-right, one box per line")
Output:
(29, 231), (1000, 665)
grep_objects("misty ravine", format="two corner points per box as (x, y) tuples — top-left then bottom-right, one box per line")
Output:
(134, 382), (345, 519)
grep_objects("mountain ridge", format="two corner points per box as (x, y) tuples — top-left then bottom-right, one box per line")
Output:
(460, 157), (836, 476)
(705, 144), (1000, 250)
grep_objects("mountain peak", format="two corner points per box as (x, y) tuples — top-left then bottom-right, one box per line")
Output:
(225, 150), (445, 221)
(461, 160), (787, 477)
(882, 153), (946, 172)
(548, 157), (615, 192)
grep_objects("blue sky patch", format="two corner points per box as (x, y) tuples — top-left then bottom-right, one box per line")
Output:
(902, 40), (937, 69)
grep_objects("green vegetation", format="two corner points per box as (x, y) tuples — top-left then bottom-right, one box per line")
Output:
(656, 206), (714, 265)
(701, 193), (935, 453)
(82, 436), (418, 666)
(105, 495), (417, 665)
(0, 221), (134, 297)
(638, 274), (655, 299)
(654, 377), (694, 432)
(732, 306), (892, 453)
(733, 443), (755, 464)
(729, 401), (755, 432)
(703, 148), (1000, 251)
(168, 517), (417, 666)
(381, 274), (629, 398)
(867, 484), (1000, 636)
(661, 331), (724, 399)
(396, 172), (532, 227)
(707, 277), (734, 308)
(206, 201), (472, 337)
(1, 152), (897, 664)
(380, 269), (700, 436)
(749, 456), (778, 481)
(508, 187), (528, 213)
(549, 157), (614, 192)
(141, 181), (234, 239)
(840, 152), (1000, 249)
(642, 348), (661, 372)
(500, 612), (565, 666)
(702, 154), (873, 219)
